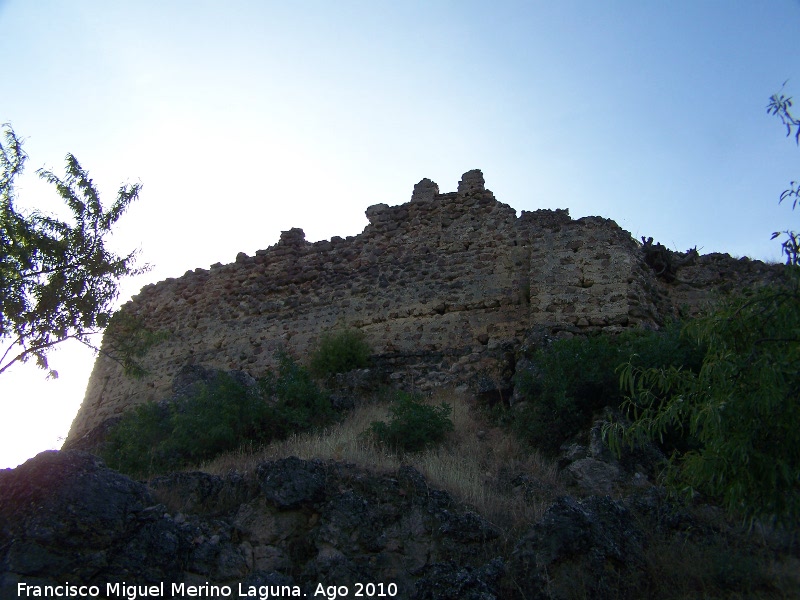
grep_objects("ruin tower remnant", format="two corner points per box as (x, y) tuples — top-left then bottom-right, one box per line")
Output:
(65, 170), (783, 447)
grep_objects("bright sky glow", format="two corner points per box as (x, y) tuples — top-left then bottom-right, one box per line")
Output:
(1, 0), (798, 468)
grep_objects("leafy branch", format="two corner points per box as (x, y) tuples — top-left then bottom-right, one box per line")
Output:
(767, 82), (800, 265)
(1, 123), (152, 378)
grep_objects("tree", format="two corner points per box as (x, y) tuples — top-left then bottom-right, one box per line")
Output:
(604, 89), (800, 527)
(767, 83), (800, 265)
(0, 123), (147, 378)
(605, 281), (800, 527)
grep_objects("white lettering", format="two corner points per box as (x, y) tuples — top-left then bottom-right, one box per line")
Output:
(237, 583), (301, 599)
(172, 582), (231, 597)
(314, 583), (349, 599)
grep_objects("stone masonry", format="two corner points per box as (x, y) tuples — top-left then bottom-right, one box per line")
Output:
(65, 170), (784, 444)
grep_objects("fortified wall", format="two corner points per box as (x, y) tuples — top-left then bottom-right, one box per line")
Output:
(66, 170), (783, 444)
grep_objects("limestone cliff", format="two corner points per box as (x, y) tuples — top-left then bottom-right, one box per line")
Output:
(66, 169), (783, 445)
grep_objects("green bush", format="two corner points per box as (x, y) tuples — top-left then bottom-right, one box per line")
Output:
(368, 391), (454, 453)
(102, 401), (175, 476)
(606, 278), (800, 526)
(309, 328), (371, 376)
(513, 323), (704, 454)
(260, 351), (335, 436)
(169, 374), (259, 464)
(103, 354), (334, 477)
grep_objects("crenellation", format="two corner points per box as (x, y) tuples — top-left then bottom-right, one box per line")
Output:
(65, 169), (785, 445)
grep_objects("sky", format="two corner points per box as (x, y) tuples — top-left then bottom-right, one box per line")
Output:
(1, 0), (798, 469)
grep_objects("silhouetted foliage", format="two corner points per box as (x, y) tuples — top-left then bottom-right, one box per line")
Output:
(767, 84), (800, 265)
(0, 123), (148, 378)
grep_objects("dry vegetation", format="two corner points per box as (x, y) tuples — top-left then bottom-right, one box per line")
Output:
(170, 386), (800, 599)
(199, 388), (564, 532)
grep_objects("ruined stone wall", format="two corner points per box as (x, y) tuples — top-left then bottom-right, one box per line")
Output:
(66, 170), (783, 444)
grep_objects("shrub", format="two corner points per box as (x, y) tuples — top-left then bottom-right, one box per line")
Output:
(606, 278), (800, 526)
(309, 328), (371, 376)
(167, 372), (272, 464)
(260, 351), (335, 436)
(513, 323), (704, 454)
(368, 391), (454, 453)
(103, 354), (334, 477)
(102, 401), (175, 476)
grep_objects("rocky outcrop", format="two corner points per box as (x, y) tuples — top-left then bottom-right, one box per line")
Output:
(66, 169), (785, 447)
(3, 440), (796, 599)
(0, 451), (654, 599)
(0, 451), (507, 598)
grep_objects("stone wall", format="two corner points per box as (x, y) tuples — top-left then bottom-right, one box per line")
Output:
(65, 170), (784, 444)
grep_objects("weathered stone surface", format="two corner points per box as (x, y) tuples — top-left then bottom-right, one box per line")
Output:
(2, 451), (795, 598)
(511, 495), (645, 599)
(66, 170), (784, 445)
(0, 452), (509, 597)
(0, 451), (188, 593)
(412, 558), (505, 599)
(256, 457), (327, 509)
(565, 458), (624, 496)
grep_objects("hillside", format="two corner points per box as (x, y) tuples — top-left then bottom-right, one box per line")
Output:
(1, 170), (795, 599)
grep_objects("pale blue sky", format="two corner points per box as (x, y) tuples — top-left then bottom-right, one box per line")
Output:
(1, 0), (798, 468)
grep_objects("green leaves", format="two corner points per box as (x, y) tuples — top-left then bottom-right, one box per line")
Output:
(767, 85), (800, 265)
(0, 124), (148, 378)
(606, 277), (800, 527)
(309, 328), (371, 377)
(514, 324), (703, 454)
(368, 391), (453, 453)
(104, 356), (334, 477)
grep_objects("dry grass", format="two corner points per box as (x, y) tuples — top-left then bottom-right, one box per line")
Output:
(186, 388), (799, 598)
(199, 387), (564, 532)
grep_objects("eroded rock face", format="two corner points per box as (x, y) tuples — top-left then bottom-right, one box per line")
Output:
(511, 495), (645, 599)
(0, 451), (175, 591)
(0, 452), (508, 598)
(3, 450), (793, 599)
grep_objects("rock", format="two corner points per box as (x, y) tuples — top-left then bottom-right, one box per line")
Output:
(411, 178), (440, 203)
(587, 421), (611, 459)
(148, 471), (256, 515)
(457, 169), (486, 195)
(437, 510), (500, 544)
(413, 558), (505, 599)
(1, 451), (794, 598)
(60, 415), (122, 452)
(172, 364), (257, 399)
(365, 202), (391, 224)
(0, 450), (189, 592)
(256, 457), (327, 509)
(509, 357), (536, 406)
(331, 367), (387, 396)
(510, 495), (644, 599)
(565, 458), (623, 496)
(0, 450), (153, 547)
(560, 442), (587, 465)
(472, 373), (512, 406)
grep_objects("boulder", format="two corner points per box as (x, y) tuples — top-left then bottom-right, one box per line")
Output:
(510, 495), (644, 599)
